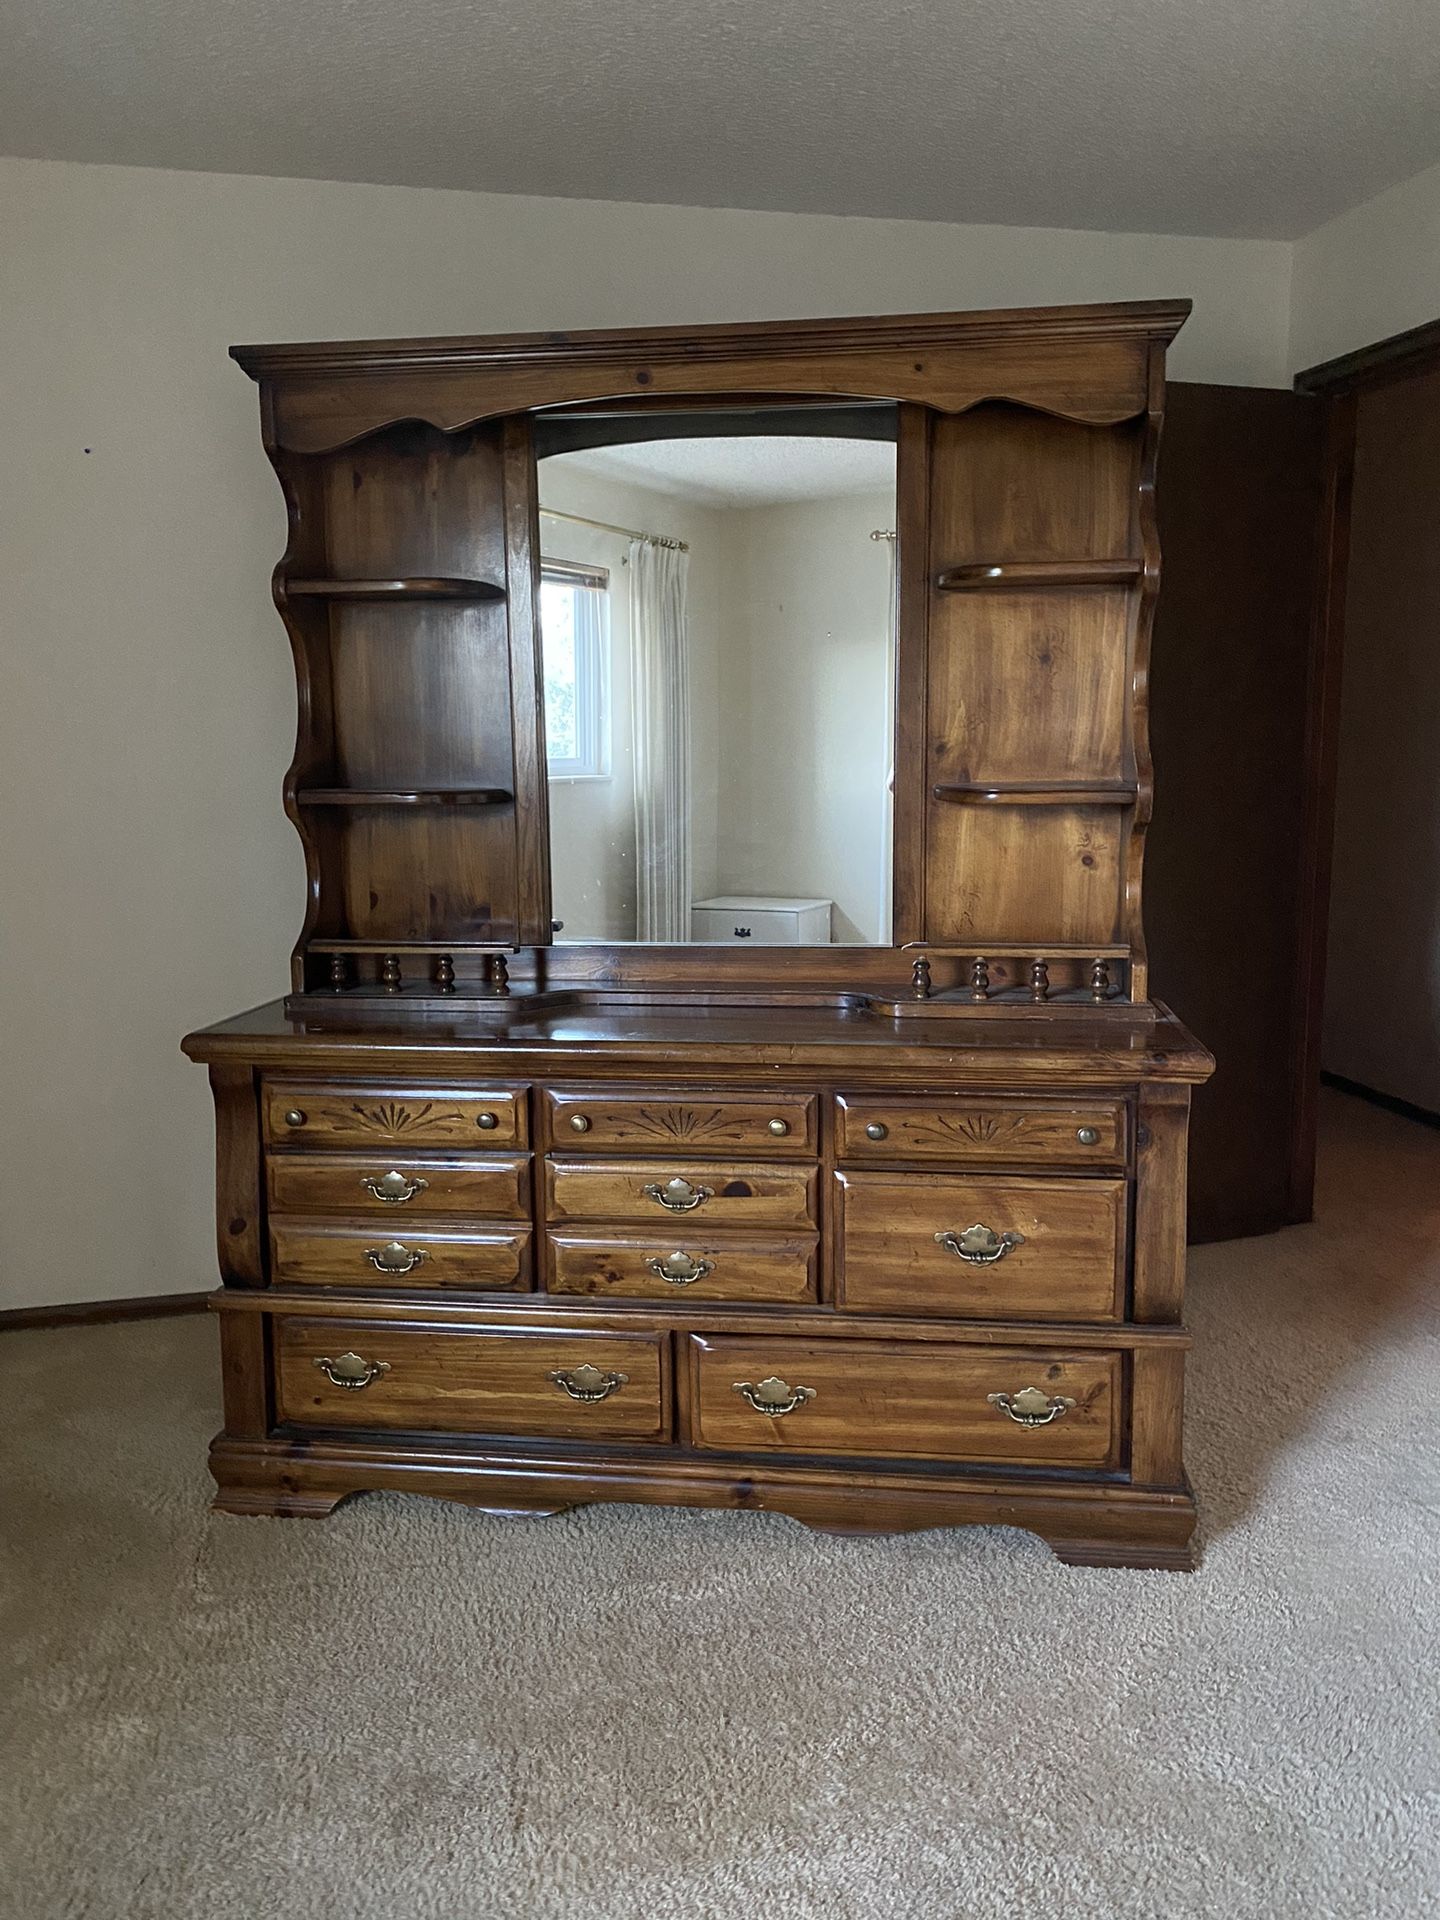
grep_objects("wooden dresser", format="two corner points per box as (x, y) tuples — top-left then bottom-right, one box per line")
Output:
(184, 301), (1213, 1569)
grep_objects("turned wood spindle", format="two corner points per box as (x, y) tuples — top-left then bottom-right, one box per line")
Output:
(1029, 957), (1049, 1002)
(911, 957), (932, 1001)
(968, 956), (990, 1003)
(1090, 958), (1111, 1002)
(489, 953), (510, 997)
(380, 954), (402, 994)
(433, 954), (455, 995)
(328, 952), (348, 993)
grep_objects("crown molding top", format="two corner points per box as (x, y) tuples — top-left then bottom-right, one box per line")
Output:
(231, 300), (1192, 382)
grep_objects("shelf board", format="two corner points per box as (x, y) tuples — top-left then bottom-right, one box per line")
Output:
(295, 787), (514, 808)
(935, 559), (1142, 591)
(285, 577), (507, 602)
(931, 782), (1138, 807)
(306, 939), (518, 954)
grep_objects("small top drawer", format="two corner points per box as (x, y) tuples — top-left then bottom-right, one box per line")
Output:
(543, 1089), (817, 1155)
(265, 1081), (527, 1150)
(834, 1095), (1126, 1168)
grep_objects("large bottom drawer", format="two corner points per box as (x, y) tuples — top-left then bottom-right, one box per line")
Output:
(683, 1334), (1121, 1468)
(276, 1318), (670, 1441)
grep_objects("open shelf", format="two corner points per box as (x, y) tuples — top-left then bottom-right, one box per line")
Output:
(931, 782), (1138, 806)
(286, 577), (507, 602)
(935, 559), (1142, 591)
(295, 787), (515, 808)
(306, 939), (518, 954)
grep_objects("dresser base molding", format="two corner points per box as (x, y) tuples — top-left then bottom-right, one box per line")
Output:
(207, 1433), (1198, 1570)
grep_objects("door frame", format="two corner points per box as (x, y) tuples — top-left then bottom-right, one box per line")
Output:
(1291, 316), (1440, 1213)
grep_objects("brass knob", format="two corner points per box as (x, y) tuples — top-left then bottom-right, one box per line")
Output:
(1076, 1126), (1100, 1146)
(569, 1114), (591, 1133)
(865, 1122), (888, 1141)
(767, 1118), (789, 1137)
(477, 1112), (499, 1130)
(284, 1109), (306, 1128)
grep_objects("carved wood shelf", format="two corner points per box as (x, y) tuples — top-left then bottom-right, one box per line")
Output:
(294, 788), (515, 808)
(285, 577), (507, 601)
(930, 783), (1138, 806)
(935, 560), (1142, 590)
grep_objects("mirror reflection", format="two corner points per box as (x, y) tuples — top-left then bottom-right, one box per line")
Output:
(537, 414), (897, 946)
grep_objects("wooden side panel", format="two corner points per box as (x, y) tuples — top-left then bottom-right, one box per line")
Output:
(319, 421), (509, 582)
(210, 1065), (266, 1287)
(925, 804), (1126, 946)
(929, 406), (1140, 561)
(1148, 381), (1326, 1240)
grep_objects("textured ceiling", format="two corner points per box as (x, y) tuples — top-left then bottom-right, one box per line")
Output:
(3, 0), (1439, 238)
(554, 438), (897, 507)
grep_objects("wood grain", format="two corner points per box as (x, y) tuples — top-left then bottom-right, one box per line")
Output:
(270, 1223), (533, 1290)
(545, 1158), (818, 1229)
(267, 1151), (531, 1219)
(545, 1232), (818, 1304)
(833, 1094), (1126, 1167)
(263, 1081), (527, 1148)
(542, 1088), (817, 1155)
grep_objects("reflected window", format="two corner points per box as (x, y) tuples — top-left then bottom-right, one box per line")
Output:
(541, 563), (609, 778)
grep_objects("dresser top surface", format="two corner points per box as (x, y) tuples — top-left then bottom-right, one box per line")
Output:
(182, 997), (1212, 1084)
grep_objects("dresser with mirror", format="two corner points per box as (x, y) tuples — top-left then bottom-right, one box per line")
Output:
(183, 302), (1213, 1568)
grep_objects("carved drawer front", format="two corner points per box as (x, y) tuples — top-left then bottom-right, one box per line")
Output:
(546, 1159), (818, 1229)
(834, 1172), (1125, 1321)
(834, 1095), (1126, 1168)
(276, 1318), (669, 1440)
(684, 1334), (1121, 1468)
(547, 1232), (818, 1304)
(264, 1081), (527, 1150)
(267, 1153), (531, 1220)
(271, 1223), (533, 1292)
(544, 1089), (817, 1155)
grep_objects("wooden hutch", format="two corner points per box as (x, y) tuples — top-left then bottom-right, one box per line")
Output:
(183, 301), (1213, 1569)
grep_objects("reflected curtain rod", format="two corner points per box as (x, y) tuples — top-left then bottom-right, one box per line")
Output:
(538, 506), (689, 552)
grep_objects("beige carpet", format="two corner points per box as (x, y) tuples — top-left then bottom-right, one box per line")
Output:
(3, 1088), (1437, 1920)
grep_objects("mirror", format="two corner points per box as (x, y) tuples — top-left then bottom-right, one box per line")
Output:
(536, 409), (897, 946)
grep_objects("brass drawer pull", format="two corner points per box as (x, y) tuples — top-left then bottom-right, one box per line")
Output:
(935, 1223), (1026, 1265)
(1076, 1126), (1100, 1146)
(733, 1375), (817, 1417)
(569, 1113), (592, 1133)
(477, 1112), (500, 1131)
(645, 1250), (715, 1286)
(548, 1363), (629, 1402)
(363, 1239), (429, 1275)
(987, 1386), (1076, 1427)
(313, 1351), (391, 1391)
(767, 1118), (790, 1137)
(865, 1121), (888, 1141)
(284, 1108), (307, 1128)
(361, 1170), (430, 1205)
(642, 1176), (713, 1213)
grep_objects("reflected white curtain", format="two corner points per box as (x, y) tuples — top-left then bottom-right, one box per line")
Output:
(628, 538), (692, 941)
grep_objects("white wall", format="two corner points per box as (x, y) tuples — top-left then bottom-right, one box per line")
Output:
(0, 155), (1295, 1310)
(1290, 158), (1440, 373)
(716, 492), (896, 942)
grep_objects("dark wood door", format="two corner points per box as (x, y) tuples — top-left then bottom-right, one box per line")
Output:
(1148, 382), (1326, 1243)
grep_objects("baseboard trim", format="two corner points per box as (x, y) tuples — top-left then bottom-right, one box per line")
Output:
(0, 1291), (211, 1332)
(1321, 1070), (1440, 1130)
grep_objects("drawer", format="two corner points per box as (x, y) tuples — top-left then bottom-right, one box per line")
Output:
(267, 1153), (531, 1220)
(834, 1172), (1125, 1321)
(834, 1095), (1126, 1168)
(271, 1223), (533, 1292)
(546, 1232), (818, 1304)
(277, 1318), (669, 1441)
(265, 1081), (527, 1150)
(544, 1088), (817, 1155)
(546, 1158), (818, 1229)
(683, 1334), (1121, 1468)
